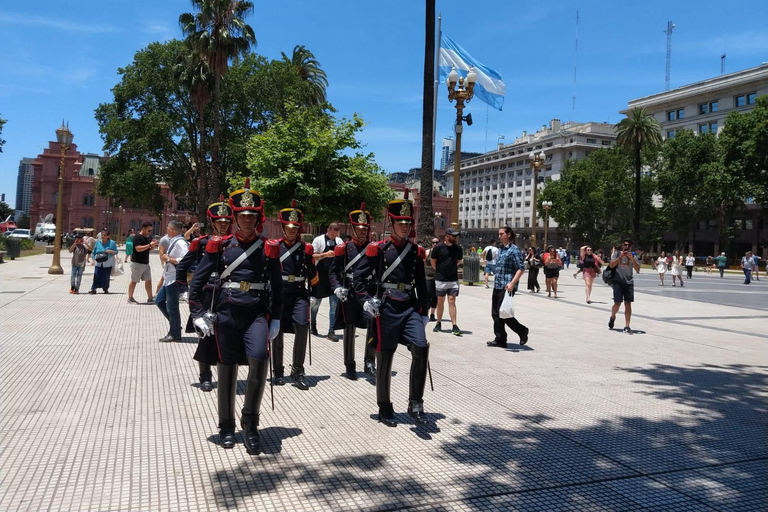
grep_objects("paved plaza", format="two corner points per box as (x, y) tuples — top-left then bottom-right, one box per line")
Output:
(1, 251), (766, 511)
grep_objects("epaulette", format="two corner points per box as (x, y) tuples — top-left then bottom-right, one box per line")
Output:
(265, 239), (280, 258)
(417, 246), (426, 260)
(334, 243), (346, 256)
(366, 241), (382, 257)
(205, 235), (232, 253)
(189, 235), (208, 253)
(305, 242), (315, 256)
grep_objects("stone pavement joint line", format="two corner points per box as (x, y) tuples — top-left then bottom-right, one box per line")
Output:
(0, 251), (766, 511)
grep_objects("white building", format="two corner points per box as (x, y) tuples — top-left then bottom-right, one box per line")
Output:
(445, 119), (617, 244)
(440, 137), (455, 170)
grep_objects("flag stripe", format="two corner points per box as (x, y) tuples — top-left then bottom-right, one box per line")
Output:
(438, 34), (505, 111)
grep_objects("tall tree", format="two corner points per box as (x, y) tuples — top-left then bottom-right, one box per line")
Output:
(281, 45), (328, 106)
(179, 0), (256, 205)
(0, 114), (6, 153)
(616, 107), (662, 241)
(417, 0), (436, 245)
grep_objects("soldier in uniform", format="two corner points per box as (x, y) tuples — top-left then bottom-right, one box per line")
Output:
(353, 191), (432, 427)
(272, 200), (320, 390)
(329, 203), (376, 380)
(176, 198), (233, 393)
(189, 180), (283, 455)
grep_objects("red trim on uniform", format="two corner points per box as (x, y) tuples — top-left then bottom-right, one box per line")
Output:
(389, 236), (407, 248)
(417, 246), (426, 260)
(214, 319), (223, 362)
(305, 242), (314, 256)
(366, 242), (380, 257)
(334, 243), (346, 256)
(236, 231), (258, 244)
(265, 239), (280, 258)
(189, 237), (201, 252)
(375, 316), (383, 352)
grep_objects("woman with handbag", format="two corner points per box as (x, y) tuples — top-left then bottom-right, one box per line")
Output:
(579, 245), (604, 304)
(524, 247), (540, 293)
(542, 245), (562, 298)
(89, 230), (118, 294)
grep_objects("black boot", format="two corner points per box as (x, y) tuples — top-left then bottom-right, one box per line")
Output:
(376, 351), (396, 427)
(343, 323), (357, 379)
(216, 363), (238, 448)
(310, 322), (319, 336)
(408, 345), (432, 427)
(290, 366), (309, 390)
(199, 362), (213, 392)
(290, 323), (310, 390)
(272, 333), (285, 385)
(364, 322), (377, 376)
(241, 356), (268, 455)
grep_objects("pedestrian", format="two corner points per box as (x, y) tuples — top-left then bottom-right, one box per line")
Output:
(127, 222), (158, 304)
(685, 252), (695, 279)
(189, 179), (283, 454)
(524, 247), (541, 293)
(706, 255), (714, 274)
(715, 252), (728, 278)
(656, 251), (667, 285)
(425, 237), (439, 321)
(177, 198), (233, 393)
(184, 222), (201, 242)
(272, 200), (320, 390)
(155, 220), (189, 342)
(88, 230), (118, 294)
(482, 239), (498, 289)
(608, 239), (642, 334)
(329, 203), (376, 380)
(353, 190), (432, 428)
(580, 245), (604, 304)
(68, 234), (88, 294)
(311, 223), (344, 341)
(752, 253), (761, 281)
(741, 251), (754, 284)
(124, 229), (135, 263)
(155, 234), (169, 296)
(542, 245), (562, 298)
(564, 250), (571, 269)
(431, 227), (463, 336)
(84, 230), (96, 264)
(486, 226), (529, 348)
(671, 250), (684, 287)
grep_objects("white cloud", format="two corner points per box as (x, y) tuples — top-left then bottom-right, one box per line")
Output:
(0, 12), (119, 34)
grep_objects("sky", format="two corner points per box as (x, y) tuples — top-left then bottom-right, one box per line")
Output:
(1, 0), (768, 209)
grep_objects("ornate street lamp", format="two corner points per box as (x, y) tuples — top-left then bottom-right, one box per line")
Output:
(102, 210), (113, 232)
(542, 200), (553, 248)
(528, 151), (546, 248)
(447, 66), (477, 230)
(433, 211), (443, 237)
(48, 122), (74, 274)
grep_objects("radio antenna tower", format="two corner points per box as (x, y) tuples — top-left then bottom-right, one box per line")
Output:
(572, 9), (579, 115)
(665, 21), (675, 91)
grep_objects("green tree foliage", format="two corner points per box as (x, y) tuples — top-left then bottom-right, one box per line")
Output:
(0, 114), (6, 152)
(0, 201), (13, 220)
(538, 146), (654, 250)
(281, 45), (328, 106)
(616, 107), (662, 240)
(16, 214), (30, 229)
(243, 103), (393, 225)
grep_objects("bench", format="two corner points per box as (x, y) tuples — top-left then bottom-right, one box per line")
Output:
(0, 250), (5, 263)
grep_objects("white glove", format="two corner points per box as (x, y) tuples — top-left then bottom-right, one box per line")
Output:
(363, 300), (376, 317)
(268, 319), (281, 341)
(309, 296), (318, 308)
(194, 317), (211, 338)
(334, 287), (348, 302)
(422, 316), (429, 328)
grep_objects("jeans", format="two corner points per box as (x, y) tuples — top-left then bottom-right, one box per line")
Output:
(743, 269), (752, 284)
(310, 294), (339, 333)
(719, 267), (725, 278)
(156, 282), (181, 338)
(71, 266), (84, 290)
(491, 288), (527, 343)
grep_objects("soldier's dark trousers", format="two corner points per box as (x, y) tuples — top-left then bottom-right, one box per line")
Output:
(241, 356), (268, 455)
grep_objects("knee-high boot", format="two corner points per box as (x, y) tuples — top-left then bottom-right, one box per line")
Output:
(376, 351), (396, 427)
(290, 323), (309, 390)
(271, 333), (285, 385)
(241, 356), (268, 455)
(216, 363), (238, 448)
(408, 345), (432, 427)
(343, 323), (357, 380)
(199, 362), (213, 392)
(363, 322), (376, 376)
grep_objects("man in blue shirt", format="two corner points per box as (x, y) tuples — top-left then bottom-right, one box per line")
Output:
(487, 226), (529, 348)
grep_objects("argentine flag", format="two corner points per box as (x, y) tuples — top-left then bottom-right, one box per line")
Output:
(439, 34), (506, 111)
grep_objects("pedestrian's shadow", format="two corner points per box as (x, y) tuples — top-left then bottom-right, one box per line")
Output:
(367, 412), (446, 439)
(179, 336), (200, 344)
(302, 374), (331, 388)
(191, 381), (218, 391)
(206, 426), (302, 454)
(609, 328), (647, 335)
(506, 344), (534, 352)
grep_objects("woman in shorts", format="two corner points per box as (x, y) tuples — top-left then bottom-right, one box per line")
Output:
(542, 245), (562, 298)
(579, 245), (604, 304)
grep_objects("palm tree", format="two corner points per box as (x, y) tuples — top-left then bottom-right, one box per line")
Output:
(179, 0), (256, 203)
(281, 45), (328, 106)
(417, 0), (436, 245)
(616, 107), (662, 240)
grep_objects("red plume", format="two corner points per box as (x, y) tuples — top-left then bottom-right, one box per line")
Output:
(218, 194), (224, 202)
(291, 199), (297, 208)
(403, 189), (409, 200)
(244, 178), (250, 189)
(360, 202), (366, 210)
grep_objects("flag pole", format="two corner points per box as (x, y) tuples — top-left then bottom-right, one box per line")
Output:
(431, 12), (442, 174)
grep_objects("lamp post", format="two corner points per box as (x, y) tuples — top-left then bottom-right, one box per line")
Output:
(447, 65), (477, 230)
(48, 122), (74, 275)
(117, 206), (125, 244)
(528, 151), (546, 248)
(542, 200), (553, 248)
(433, 211), (443, 237)
(92, 176), (99, 231)
(564, 236), (571, 252)
(102, 210), (113, 233)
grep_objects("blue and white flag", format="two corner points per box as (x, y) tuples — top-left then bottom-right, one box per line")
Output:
(438, 34), (506, 111)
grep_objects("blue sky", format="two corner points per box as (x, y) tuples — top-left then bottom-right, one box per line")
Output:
(2, 0), (767, 209)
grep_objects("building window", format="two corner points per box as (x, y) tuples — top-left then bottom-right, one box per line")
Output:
(667, 108), (685, 120)
(699, 122), (718, 134)
(83, 194), (95, 206)
(667, 130), (675, 139)
(82, 217), (94, 228)
(747, 93), (756, 105)
(87, 168), (95, 176)
(586, 138), (596, 144)
(524, 201), (531, 207)
(698, 101), (718, 115)
(602, 140), (612, 146)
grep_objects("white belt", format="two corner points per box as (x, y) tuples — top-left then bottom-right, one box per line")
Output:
(345, 273), (354, 280)
(282, 275), (305, 283)
(221, 281), (266, 291)
(382, 282), (412, 291)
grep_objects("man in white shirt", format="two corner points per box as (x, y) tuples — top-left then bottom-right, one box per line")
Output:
(311, 223), (344, 340)
(156, 220), (189, 342)
(482, 240), (499, 289)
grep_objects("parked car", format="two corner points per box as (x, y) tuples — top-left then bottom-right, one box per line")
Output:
(7, 228), (32, 239)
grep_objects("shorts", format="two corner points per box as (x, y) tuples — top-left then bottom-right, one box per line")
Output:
(130, 262), (152, 283)
(543, 267), (560, 279)
(485, 263), (496, 275)
(435, 280), (460, 297)
(612, 282), (634, 303)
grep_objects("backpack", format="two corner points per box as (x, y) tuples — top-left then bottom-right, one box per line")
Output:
(485, 247), (494, 261)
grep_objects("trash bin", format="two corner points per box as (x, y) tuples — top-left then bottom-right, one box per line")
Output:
(463, 252), (481, 285)
(6, 238), (21, 260)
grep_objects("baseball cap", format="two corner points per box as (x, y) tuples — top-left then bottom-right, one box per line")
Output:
(445, 228), (459, 236)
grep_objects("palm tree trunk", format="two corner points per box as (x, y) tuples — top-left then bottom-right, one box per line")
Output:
(211, 73), (221, 206)
(196, 108), (209, 224)
(633, 145), (641, 241)
(417, 0), (436, 246)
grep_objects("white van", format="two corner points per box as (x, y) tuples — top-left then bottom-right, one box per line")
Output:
(34, 222), (57, 242)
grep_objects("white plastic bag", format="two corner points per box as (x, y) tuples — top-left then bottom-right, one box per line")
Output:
(499, 291), (515, 319)
(111, 257), (124, 277)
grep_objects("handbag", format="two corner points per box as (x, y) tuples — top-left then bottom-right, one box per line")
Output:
(94, 252), (108, 263)
(499, 291), (515, 319)
(111, 257), (124, 277)
(602, 265), (616, 286)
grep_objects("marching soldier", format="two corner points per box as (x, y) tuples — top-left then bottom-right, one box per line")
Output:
(189, 179), (283, 455)
(329, 203), (376, 380)
(272, 200), (320, 390)
(176, 197), (233, 393)
(353, 191), (432, 427)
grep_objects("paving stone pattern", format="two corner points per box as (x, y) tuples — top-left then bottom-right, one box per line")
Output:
(0, 252), (766, 511)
